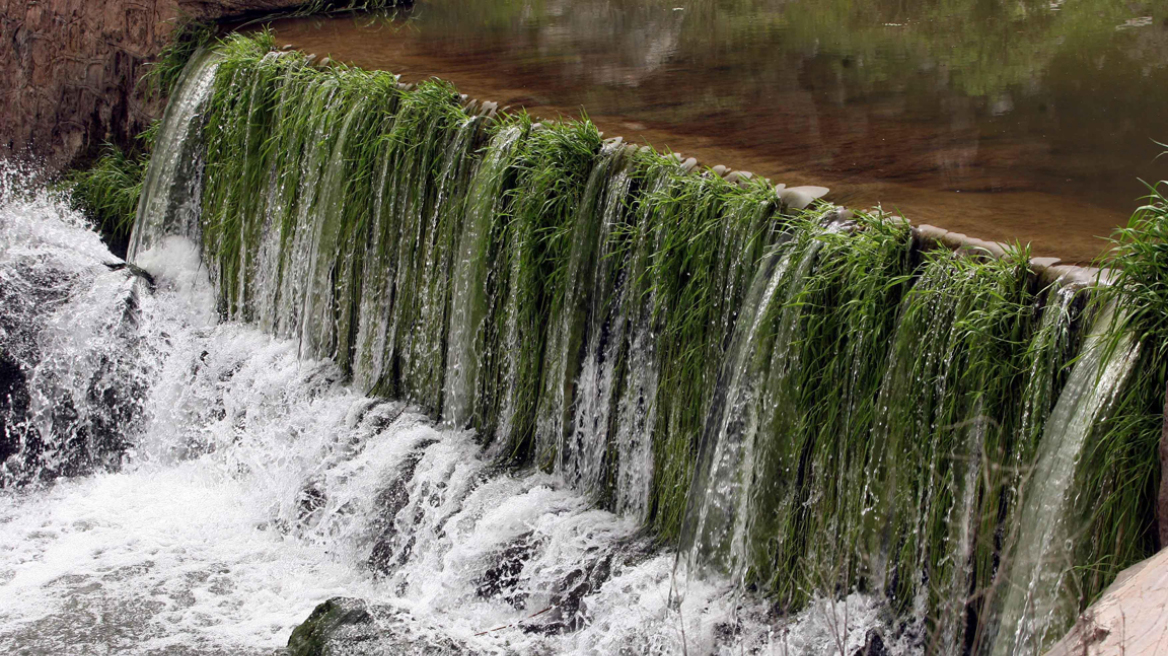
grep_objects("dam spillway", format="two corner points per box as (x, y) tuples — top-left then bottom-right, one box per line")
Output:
(0, 31), (1163, 656)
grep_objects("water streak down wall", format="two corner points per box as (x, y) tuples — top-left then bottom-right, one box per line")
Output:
(130, 35), (1163, 655)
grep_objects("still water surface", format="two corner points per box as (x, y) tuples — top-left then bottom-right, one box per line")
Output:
(272, 0), (1168, 261)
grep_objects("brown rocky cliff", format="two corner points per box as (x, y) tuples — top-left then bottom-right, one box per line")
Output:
(0, 0), (304, 171)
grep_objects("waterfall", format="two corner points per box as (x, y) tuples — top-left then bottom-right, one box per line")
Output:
(443, 124), (525, 427)
(126, 48), (220, 262)
(0, 161), (904, 655)
(991, 304), (1139, 655)
(3, 31), (1161, 654)
(677, 241), (801, 580)
(1, 165), (164, 485)
(542, 142), (637, 494)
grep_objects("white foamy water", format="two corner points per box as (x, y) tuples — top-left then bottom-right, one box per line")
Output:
(0, 166), (907, 655)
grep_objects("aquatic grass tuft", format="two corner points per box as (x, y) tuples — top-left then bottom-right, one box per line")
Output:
(641, 167), (785, 540)
(741, 211), (916, 608)
(1075, 182), (1168, 602)
(65, 145), (148, 254)
(478, 114), (602, 464)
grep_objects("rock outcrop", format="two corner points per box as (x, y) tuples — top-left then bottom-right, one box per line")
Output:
(1046, 547), (1168, 656)
(0, 0), (305, 171)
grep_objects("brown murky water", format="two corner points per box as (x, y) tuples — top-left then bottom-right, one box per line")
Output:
(269, 0), (1168, 262)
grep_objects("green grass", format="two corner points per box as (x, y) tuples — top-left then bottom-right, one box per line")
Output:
(1075, 182), (1168, 603)
(741, 212), (916, 608)
(475, 115), (602, 463)
(642, 167), (784, 540)
(141, 21), (217, 101)
(867, 246), (1038, 648)
(64, 145), (148, 253)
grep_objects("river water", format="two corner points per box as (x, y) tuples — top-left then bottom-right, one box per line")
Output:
(270, 0), (1168, 262)
(4, 3), (1160, 648)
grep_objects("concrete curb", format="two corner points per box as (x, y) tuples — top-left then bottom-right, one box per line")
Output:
(912, 223), (1107, 287)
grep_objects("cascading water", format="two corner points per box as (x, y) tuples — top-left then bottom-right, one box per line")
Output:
(0, 163), (889, 656)
(0, 164), (159, 485)
(443, 124), (525, 428)
(1, 31), (1161, 656)
(991, 303), (1139, 655)
(127, 48), (221, 262)
(677, 241), (801, 580)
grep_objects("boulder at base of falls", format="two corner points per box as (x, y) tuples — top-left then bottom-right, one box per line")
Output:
(286, 597), (474, 656)
(851, 629), (888, 656)
(1045, 547), (1168, 655)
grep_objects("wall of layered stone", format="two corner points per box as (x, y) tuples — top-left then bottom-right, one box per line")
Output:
(0, 0), (304, 171)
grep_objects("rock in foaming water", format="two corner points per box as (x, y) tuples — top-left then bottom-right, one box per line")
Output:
(0, 173), (155, 486)
(287, 598), (473, 656)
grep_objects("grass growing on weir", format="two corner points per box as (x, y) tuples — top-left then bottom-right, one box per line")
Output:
(641, 168), (783, 539)
(141, 21), (217, 101)
(64, 145), (147, 252)
(741, 213), (917, 608)
(478, 116), (602, 464)
(166, 30), (1167, 650)
(1080, 184), (1168, 601)
(870, 246), (1038, 648)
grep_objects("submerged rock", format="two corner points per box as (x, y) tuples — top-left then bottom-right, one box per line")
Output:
(367, 438), (438, 575)
(475, 531), (539, 608)
(286, 598), (472, 656)
(518, 537), (654, 636)
(520, 551), (614, 635)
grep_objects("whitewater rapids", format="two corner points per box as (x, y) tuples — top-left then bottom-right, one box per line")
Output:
(0, 167), (908, 655)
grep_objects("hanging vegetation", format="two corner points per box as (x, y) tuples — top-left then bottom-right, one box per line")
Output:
(123, 30), (1167, 653)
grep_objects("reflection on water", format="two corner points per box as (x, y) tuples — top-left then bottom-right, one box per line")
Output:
(272, 0), (1168, 261)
